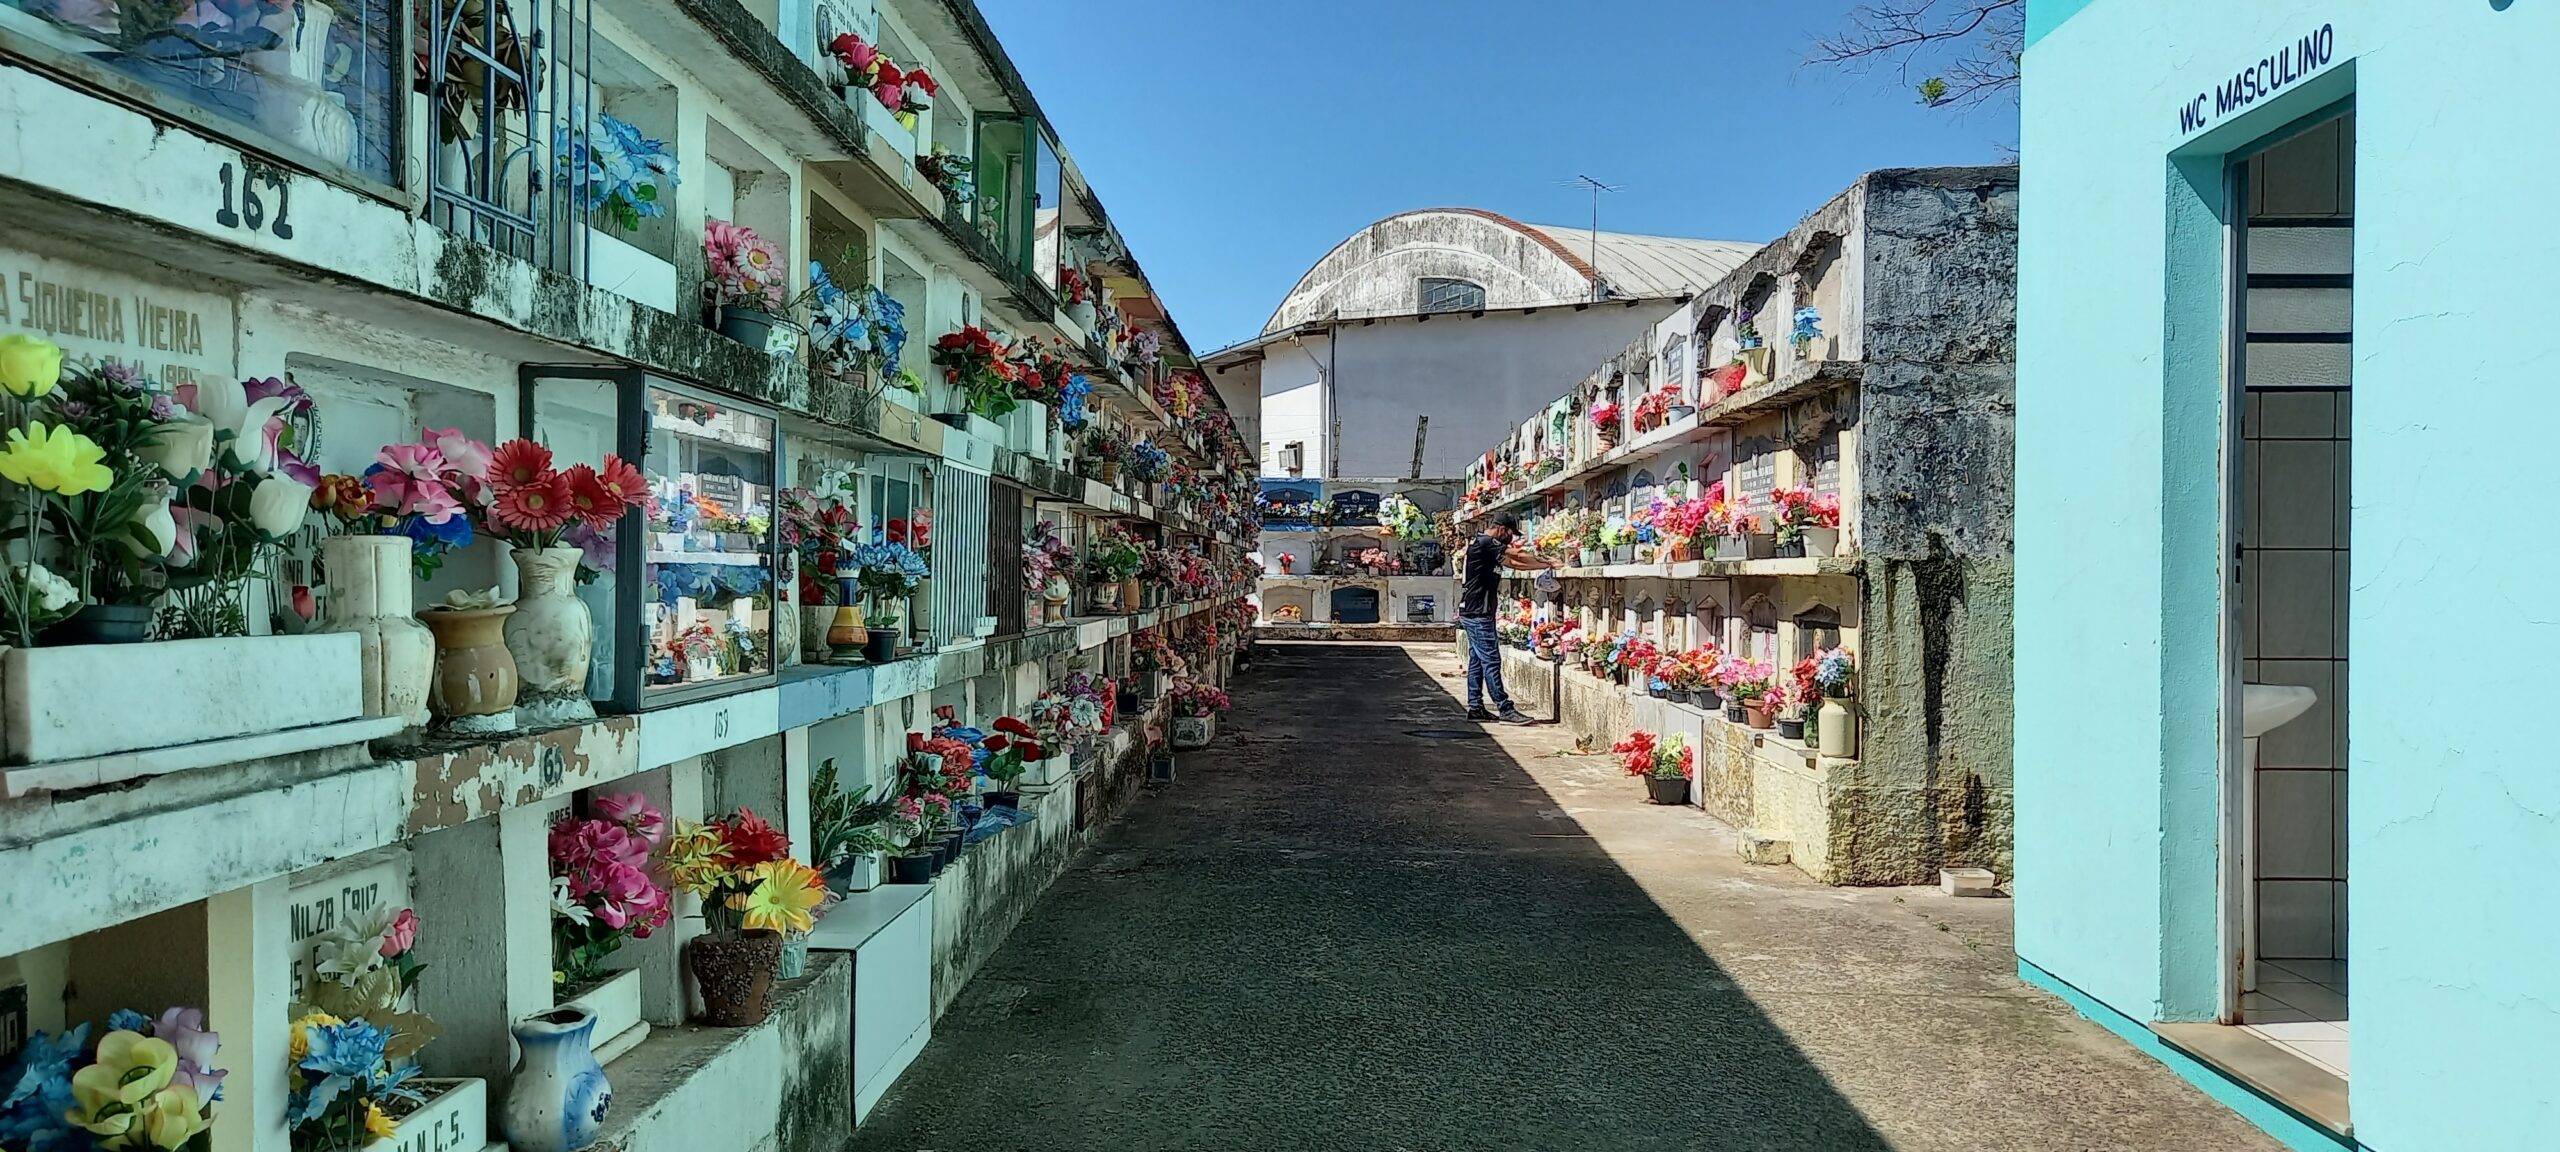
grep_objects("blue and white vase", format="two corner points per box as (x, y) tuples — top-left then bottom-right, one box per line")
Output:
(504, 1005), (612, 1152)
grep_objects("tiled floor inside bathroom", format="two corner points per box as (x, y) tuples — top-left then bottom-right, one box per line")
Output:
(2242, 959), (2349, 1077)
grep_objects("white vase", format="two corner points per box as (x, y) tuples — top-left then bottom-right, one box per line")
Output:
(1818, 696), (1859, 759)
(503, 1006), (611, 1152)
(505, 547), (596, 726)
(318, 535), (434, 728)
(799, 604), (837, 663)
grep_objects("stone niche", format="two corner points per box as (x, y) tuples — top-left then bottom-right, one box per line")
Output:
(1262, 584), (1316, 624)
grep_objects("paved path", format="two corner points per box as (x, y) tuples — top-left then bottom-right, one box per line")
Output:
(849, 642), (2279, 1151)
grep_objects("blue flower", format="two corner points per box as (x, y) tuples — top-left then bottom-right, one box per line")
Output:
(107, 1008), (150, 1035)
(301, 1018), (390, 1081)
(0, 1024), (89, 1152)
(559, 112), (678, 230)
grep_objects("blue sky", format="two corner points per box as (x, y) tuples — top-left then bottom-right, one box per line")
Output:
(977, 0), (2016, 354)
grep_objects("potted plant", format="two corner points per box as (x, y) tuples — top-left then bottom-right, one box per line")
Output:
(1813, 646), (1859, 759)
(1080, 423), (1127, 484)
(703, 220), (788, 348)
(549, 793), (672, 1051)
(930, 325), (1020, 421)
(1058, 266), (1098, 330)
(1575, 513), (1606, 568)
(810, 757), (899, 894)
(1725, 659), (1778, 729)
(1715, 511), (1775, 562)
(1589, 401), (1622, 449)
(1770, 681), (1806, 740)
(1772, 485), (1844, 558)
(885, 794), (936, 884)
(1024, 521), (1076, 625)
(979, 715), (1045, 808)
(662, 809), (823, 1026)
(1791, 306), (1824, 361)
(850, 538), (929, 663)
(1614, 729), (1694, 805)
(1170, 681), (1229, 748)
(1735, 309), (1774, 381)
(1086, 527), (1145, 613)
(475, 439), (645, 725)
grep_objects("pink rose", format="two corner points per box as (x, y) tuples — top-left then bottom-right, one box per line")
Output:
(592, 793), (666, 844)
(380, 908), (419, 958)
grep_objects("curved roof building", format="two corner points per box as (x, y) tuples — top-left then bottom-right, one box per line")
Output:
(1264, 209), (1759, 331)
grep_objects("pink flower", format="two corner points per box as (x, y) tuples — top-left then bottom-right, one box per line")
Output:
(422, 427), (492, 481)
(379, 908), (419, 958)
(592, 792), (666, 844)
(153, 1007), (225, 1099)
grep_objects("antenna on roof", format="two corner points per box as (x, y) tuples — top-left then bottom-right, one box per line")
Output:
(1561, 175), (1623, 302)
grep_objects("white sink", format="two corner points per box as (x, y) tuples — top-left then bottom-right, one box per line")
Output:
(2241, 684), (2318, 738)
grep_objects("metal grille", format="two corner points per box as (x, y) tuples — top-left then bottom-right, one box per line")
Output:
(1417, 277), (1486, 314)
(424, 0), (591, 271)
(989, 484), (1027, 636)
(931, 463), (991, 645)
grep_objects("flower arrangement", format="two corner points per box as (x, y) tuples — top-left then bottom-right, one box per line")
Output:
(1791, 306), (1822, 352)
(0, 350), (187, 643)
(285, 1013), (420, 1151)
(852, 540), (930, 603)
(1355, 547), (1394, 574)
(1589, 401), (1622, 433)
(1771, 485), (1842, 545)
(809, 756), (902, 876)
(1719, 657), (1776, 703)
(917, 145), (974, 205)
(1814, 647), (1856, 697)
(560, 111), (677, 232)
(931, 326), (1020, 419)
(550, 793), (673, 986)
(38, 1007), (226, 1152)
(1612, 730), (1693, 780)
(978, 715), (1048, 788)
(1086, 525), (1145, 583)
(1058, 266), (1093, 307)
(1736, 309), (1764, 350)
(1124, 438), (1172, 483)
(1529, 616), (1580, 659)
(474, 439), (647, 556)
(1377, 493), (1431, 541)
(1170, 681), (1230, 718)
(1614, 635), (1658, 675)
(1131, 628), (1184, 678)
(703, 219), (786, 316)
(1271, 551), (1295, 574)
(827, 33), (936, 119)
(1632, 388), (1674, 431)
(662, 808), (827, 936)
(803, 260), (912, 388)
(1024, 519), (1076, 596)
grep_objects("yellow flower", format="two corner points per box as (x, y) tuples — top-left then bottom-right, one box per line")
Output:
(363, 1099), (397, 1141)
(132, 1082), (211, 1151)
(288, 1012), (343, 1063)
(732, 858), (826, 935)
(67, 1030), (177, 1141)
(0, 335), (62, 398)
(659, 821), (733, 898)
(0, 422), (114, 495)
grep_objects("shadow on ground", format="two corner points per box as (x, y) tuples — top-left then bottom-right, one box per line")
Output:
(848, 642), (1891, 1151)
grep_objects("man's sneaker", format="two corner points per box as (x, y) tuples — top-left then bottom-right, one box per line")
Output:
(1464, 707), (1498, 721)
(1497, 708), (1536, 725)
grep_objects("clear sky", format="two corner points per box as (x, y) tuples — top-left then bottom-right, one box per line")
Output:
(976, 0), (2015, 355)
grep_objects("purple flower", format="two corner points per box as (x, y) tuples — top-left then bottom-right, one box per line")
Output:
(100, 361), (144, 390)
(153, 1007), (226, 1100)
(241, 375), (313, 415)
(147, 393), (176, 421)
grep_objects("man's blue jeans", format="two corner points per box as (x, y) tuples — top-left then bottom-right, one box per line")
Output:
(1456, 614), (1513, 713)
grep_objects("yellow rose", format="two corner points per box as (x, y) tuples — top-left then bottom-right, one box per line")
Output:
(0, 334), (62, 398)
(0, 422), (114, 495)
(68, 1030), (178, 1140)
(135, 1082), (211, 1150)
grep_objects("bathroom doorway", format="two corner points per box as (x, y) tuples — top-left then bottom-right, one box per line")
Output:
(2223, 107), (2353, 1079)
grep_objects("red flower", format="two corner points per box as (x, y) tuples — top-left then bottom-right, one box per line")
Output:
(1018, 741), (1046, 762)
(718, 808), (790, 869)
(489, 439), (554, 488)
(596, 455), (648, 505)
(907, 732), (926, 753)
(562, 464), (626, 530)
(983, 733), (1010, 754)
(993, 716), (1035, 738)
(493, 473), (576, 534)
(935, 704), (956, 722)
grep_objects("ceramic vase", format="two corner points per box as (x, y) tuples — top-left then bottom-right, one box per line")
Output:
(800, 604), (838, 662)
(318, 535), (434, 728)
(502, 1006), (611, 1152)
(689, 929), (782, 1026)
(420, 605), (520, 734)
(1818, 696), (1859, 759)
(506, 547), (595, 726)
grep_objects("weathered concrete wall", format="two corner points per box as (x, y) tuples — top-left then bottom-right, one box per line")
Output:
(1836, 556), (2017, 884)
(1267, 210), (1603, 327)
(598, 952), (851, 1152)
(929, 783), (1082, 1017)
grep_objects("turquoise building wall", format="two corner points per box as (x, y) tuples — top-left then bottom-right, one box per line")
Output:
(2016, 1), (2560, 1147)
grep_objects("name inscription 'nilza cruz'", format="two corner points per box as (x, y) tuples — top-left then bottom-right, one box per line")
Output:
(2178, 24), (2338, 136)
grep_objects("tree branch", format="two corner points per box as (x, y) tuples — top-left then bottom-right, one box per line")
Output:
(1808, 0), (2022, 108)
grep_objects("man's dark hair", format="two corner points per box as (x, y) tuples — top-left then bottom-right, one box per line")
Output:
(1490, 512), (1520, 534)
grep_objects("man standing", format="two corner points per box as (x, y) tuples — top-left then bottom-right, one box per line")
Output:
(1457, 512), (1559, 723)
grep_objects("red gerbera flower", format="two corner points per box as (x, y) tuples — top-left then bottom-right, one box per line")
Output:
(490, 439), (554, 488)
(596, 455), (648, 504)
(492, 473), (576, 534)
(718, 808), (791, 869)
(563, 464), (629, 530)
(993, 716), (1035, 738)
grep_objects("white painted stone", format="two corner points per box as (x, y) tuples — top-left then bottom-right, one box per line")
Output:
(1940, 867), (2000, 897)
(0, 714), (404, 799)
(3, 633), (362, 764)
(373, 1077), (488, 1152)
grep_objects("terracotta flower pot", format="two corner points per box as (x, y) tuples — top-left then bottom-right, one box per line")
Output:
(419, 605), (520, 734)
(1744, 701), (1775, 730)
(688, 929), (782, 1026)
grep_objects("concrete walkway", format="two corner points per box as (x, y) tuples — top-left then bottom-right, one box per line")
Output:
(849, 642), (2279, 1151)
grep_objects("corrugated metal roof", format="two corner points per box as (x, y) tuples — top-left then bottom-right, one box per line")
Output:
(1512, 225), (1763, 300)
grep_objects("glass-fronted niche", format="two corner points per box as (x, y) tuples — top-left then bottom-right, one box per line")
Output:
(523, 368), (781, 710)
(0, 0), (402, 186)
(972, 117), (1064, 287)
(782, 421), (936, 661)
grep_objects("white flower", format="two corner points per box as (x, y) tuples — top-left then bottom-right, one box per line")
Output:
(187, 378), (289, 472)
(20, 563), (74, 612)
(128, 496), (177, 558)
(552, 876), (593, 926)
(439, 586), (505, 611)
(248, 475), (313, 539)
(139, 415), (215, 481)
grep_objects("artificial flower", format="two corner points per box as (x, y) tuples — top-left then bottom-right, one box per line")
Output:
(367, 443), (451, 515)
(180, 377), (289, 472)
(286, 1013), (341, 1064)
(67, 1031), (177, 1140)
(596, 455), (648, 507)
(592, 792), (665, 842)
(128, 1081), (210, 1150)
(363, 1100), (396, 1141)
(20, 562), (74, 614)
(296, 1018), (388, 1081)
(380, 908), (419, 958)
(121, 494), (177, 559)
(551, 875), (593, 927)
(488, 439), (552, 488)
(311, 473), (372, 520)
(492, 473), (575, 534)
(137, 415), (214, 481)
(0, 422), (113, 495)
(150, 1008), (224, 1101)
(249, 475), (314, 539)
(732, 859), (826, 935)
(0, 1023), (89, 1152)
(719, 808), (791, 870)
(422, 427), (492, 480)
(561, 464), (629, 531)
(0, 334), (63, 398)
